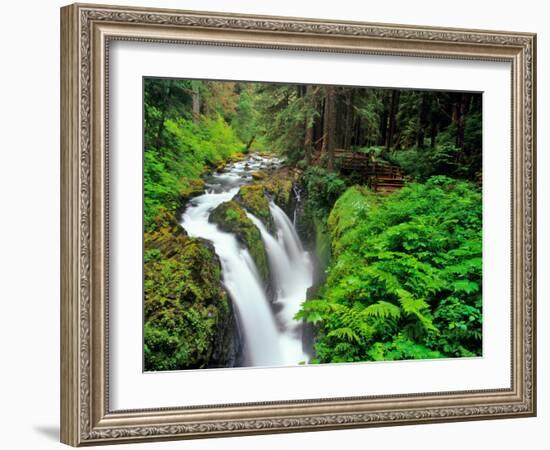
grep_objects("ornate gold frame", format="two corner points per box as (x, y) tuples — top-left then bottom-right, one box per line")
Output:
(60, 3), (536, 446)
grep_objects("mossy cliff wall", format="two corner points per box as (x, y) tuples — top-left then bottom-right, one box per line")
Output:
(144, 212), (241, 370)
(144, 162), (303, 371)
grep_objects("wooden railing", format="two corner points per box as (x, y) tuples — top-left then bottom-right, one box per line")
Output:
(334, 150), (403, 179)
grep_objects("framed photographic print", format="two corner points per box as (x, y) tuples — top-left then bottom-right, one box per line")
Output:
(60, 3), (537, 446)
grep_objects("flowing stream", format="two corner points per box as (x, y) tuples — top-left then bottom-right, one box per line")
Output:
(181, 154), (312, 367)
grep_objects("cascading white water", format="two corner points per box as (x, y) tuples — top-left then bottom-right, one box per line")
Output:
(270, 202), (306, 264)
(247, 205), (312, 330)
(292, 184), (301, 226)
(181, 188), (283, 366)
(180, 154), (312, 367)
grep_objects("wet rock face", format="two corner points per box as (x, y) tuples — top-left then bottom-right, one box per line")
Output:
(209, 200), (270, 285)
(264, 178), (293, 213)
(234, 184), (274, 232)
(235, 166), (301, 222)
(250, 170), (268, 180)
(210, 292), (242, 368)
(143, 215), (241, 371)
(263, 167), (302, 216)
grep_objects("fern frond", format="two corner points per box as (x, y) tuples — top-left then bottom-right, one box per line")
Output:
(327, 327), (361, 343)
(363, 301), (401, 319)
(395, 289), (438, 333)
(395, 288), (429, 313)
(451, 279), (480, 294)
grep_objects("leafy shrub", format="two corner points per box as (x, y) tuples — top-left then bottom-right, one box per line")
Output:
(390, 144), (465, 181)
(144, 114), (243, 230)
(297, 177), (482, 363)
(303, 167), (347, 220)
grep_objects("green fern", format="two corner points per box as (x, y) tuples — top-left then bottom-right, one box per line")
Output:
(298, 179), (482, 363)
(327, 327), (361, 343)
(363, 301), (401, 319)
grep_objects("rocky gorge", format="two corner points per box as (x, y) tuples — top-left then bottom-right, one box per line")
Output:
(144, 153), (312, 370)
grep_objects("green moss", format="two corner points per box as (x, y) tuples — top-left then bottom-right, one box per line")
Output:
(250, 170), (268, 180)
(233, 167), (300, 224)
(209, 200), (269, 283)
(178, 178), (205, 200)
(314, 216), (331, 269)
(143, 220), (239, 371)
(262, 166), (301, 215)
(225, 207), (240, 222)
(235, 185), (273, 230)
(263, 176), (293, 209)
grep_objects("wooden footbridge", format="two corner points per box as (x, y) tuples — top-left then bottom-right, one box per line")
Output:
(334, 149), (405, 193)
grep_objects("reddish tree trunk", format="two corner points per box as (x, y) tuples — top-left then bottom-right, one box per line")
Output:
(322, 86), (337, 171)
(386, 90), (400, 152)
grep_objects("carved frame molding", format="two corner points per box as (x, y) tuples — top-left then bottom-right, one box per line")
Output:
(60, 3), (536, 446)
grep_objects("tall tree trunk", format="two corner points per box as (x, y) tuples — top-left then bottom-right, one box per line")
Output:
(322, 86), (337, 171)
(379, 91), (390, 147)
(386, 90), (400, 152)
(456, 93), (467, 149)
(191, 85), (200, 123)
(430, 116), (438, 148)
(245, 135), (256, 152)
(343, 90), (354, 150)
(321, 97), (328, 156)
(304, 122), (313, 165)
(304, 85), (314, 165)
(417, 92), (430, 148)
(312, 99), (324, 158)
(471, 93), (482, 112)
(155, 84), (172, 151)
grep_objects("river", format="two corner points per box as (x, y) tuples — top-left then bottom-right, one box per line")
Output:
(180, 154), (313, 368)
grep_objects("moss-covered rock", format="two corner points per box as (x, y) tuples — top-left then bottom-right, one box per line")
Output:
(235, 184), (274, 231)
(261, 166), (301, 215)
(250, 170), (268, 180)
(209, 201), (270, 284)
(144, 219), (241, 371)
(148, 207), (187, 239)
(264, 176), (294, 211)
(178, 178), (205, 201)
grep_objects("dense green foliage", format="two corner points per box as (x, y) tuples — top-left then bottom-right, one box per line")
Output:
(231, 83), (266, 149)
(144, 79), (249, 371)
(296, 177), (482, 362)
(389, 111), (482, 181)
(144, 115), (243, 230)
(303, 167), (348, 220)
(143, 76), (484, 370)
(253, 84), (482, 181)
(253, 84), (318, 163)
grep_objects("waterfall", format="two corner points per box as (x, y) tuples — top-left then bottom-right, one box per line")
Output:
(180, 155), (312, 367)
(247, 204), (312, 330)
(181, 189), (283, 367)
(292, 184), (301, 226)
(270, 202), (305, 262)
